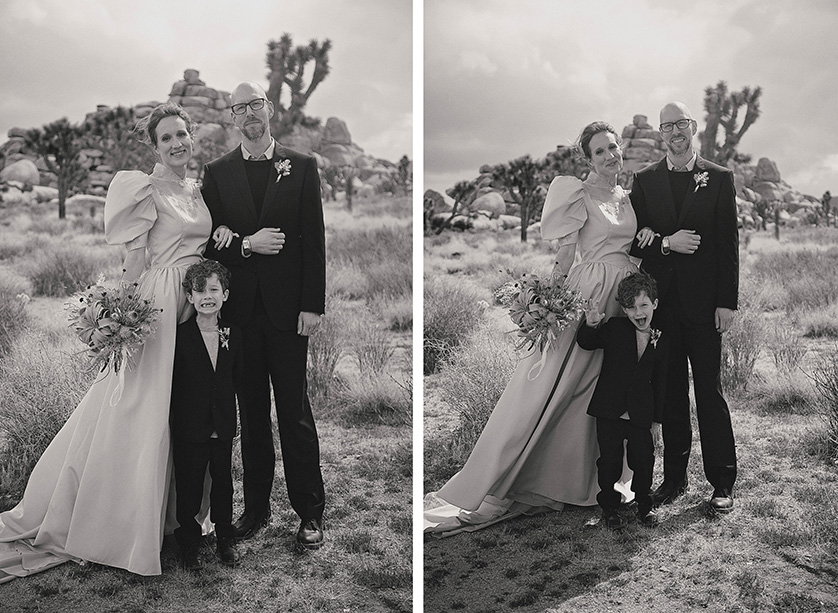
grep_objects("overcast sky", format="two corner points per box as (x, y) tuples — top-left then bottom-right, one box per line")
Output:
(0, 0), (412, 162)
(425, 0), (838, 199)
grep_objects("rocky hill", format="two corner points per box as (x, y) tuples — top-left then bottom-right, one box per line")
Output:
(425, 114), (829, 234)
(0, 69), (405, 206)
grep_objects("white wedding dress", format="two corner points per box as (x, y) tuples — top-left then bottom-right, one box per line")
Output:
(0, 164), (212, 580)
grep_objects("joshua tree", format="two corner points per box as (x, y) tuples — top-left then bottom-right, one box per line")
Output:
(699, 81), (762, 166)
(25, 118), (87, 219)
(84, 106), (156, 173)
(823, 190), (833, 227)
(436, 179), (477, 234)
(322, 164), (341, 202)
(396, 155), (412, 196)
(492, 155), (547, 242)
(334, 165), (359, 212)
(266, 34), (332, 139)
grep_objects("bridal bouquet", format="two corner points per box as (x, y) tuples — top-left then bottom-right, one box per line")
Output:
(494, 272), (585, 354)
(65, 275), (162, 374)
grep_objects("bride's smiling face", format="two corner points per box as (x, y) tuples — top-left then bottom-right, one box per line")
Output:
(587, 131), (623, 178)
(154, 116), (193, 176)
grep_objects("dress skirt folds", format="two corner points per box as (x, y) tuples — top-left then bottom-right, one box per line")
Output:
(425, 174), (639, 535)
(0, 164), (212, 579)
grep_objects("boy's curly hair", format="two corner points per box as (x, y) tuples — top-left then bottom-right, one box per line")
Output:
(616, 271), (658, 308)
(183, 259), (231, 293)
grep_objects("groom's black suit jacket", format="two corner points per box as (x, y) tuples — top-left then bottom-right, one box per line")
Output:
(576, 316), (669, 429)
(201, 145), (326, 331)
(629, 156), (739, 324)
(170, 316), (243, 443)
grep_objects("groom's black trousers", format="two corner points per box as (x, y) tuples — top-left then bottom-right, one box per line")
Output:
(658, 286), (737, 490)
(238, 295), (325, 522)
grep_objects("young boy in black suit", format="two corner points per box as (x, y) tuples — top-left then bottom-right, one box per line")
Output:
(576, 272), (669, 529)
(171, 259), (243, 570)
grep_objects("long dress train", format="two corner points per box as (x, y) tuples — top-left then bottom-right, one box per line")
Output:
(424, 174), (639, 535)
(0, 164), (212, 580)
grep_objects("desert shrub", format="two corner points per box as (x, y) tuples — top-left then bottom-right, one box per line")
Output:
(800, 305), (838, 338)
(25, 243), (113, 297)
(0, 233), (28, 261)
(365, 260), (412, 299)
(721, 307), (763, 395)
(0, 277), (30, 358)
(0, 332), (93, 505)
(769, 323), (806, 375)
(424, 321), (517, 489)
(337, 375), (411, 427)
(307, 304), (347, 411)
(376, 294), (412, 331)
(350, 321), (394, 376)
(749, 247), (838, 312)
(809, 346), (838, 459)
(745, 376), (817, 415)
(423, 275), (485, 374)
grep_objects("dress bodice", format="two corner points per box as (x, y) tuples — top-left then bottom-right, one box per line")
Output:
(104, 163), (211, 269)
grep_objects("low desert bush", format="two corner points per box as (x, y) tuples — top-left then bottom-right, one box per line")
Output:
(307, 304), (347, 411)
(0, 332), (93, 505)
(721, 307), (763, 395)
(338, 374), (411, 427)
(744, 376), (817, 415)
(769, 323), (807, 375)
(25, 243), (115, 297)
(808, 346), (838, 459)
(376, 294), (412, 331)
(800, 305), (838, 338)
(0, 277), (30, 358)
(749, 247), (838, 312)
(424, 321), (517, 488)
(350, 320), (395, 376)
(423, 275), (485, 374)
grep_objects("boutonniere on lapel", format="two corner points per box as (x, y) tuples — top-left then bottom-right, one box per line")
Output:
(693, 171), (709, 193)
(274, 159), (292, 184)
(219, 327), (231, 350)
(649, 328), (662, 349)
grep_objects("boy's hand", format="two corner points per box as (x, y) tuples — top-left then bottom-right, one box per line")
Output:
(585, 302), (604, 327)
(297, 311), (322, 336)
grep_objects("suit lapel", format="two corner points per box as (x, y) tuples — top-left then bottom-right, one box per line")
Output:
(676, 156), (707, 227)
(188, 318), (217, 375)
(260, 147), (285, 224)
(229, 151), (260, 224)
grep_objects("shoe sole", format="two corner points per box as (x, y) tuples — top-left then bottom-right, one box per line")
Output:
(295, 539), (324, 552)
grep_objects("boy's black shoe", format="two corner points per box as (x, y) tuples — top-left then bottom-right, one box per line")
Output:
(602, 507), (626, 530)
(637, 507), (659, 526)
(216, 537), (240, 567)
(296, 517), (324, 550)
(180, 544), (203, 571)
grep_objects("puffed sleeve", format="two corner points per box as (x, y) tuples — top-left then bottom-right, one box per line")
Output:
(104, 171), (157, 249)
(540, 176), (586, 245)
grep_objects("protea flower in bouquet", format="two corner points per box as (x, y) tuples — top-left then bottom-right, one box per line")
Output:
(65, 275), (162, 375)
(494, 271), (586, 354)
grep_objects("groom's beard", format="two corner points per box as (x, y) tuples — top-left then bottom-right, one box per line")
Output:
(665, 132), (692, 157)
(242, 118), (267, 141)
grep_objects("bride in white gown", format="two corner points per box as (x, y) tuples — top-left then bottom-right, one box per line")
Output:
(0, 103), (232, 580)
(425, 122), (643, 535)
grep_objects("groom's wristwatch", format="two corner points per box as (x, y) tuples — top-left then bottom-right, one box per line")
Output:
(661, 236), (671, 255)
(242, 236), (252, 258)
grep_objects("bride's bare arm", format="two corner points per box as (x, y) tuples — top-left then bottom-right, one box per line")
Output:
(121, 247), (145, 283)
(551, 243), (575, 278)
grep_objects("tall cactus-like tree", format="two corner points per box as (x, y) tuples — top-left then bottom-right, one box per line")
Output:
(84, 106), (157, 173)
(266, 34), (332, 138)
(396, 155), (412, 196)
(700, 81), (762, 166)
(25, 118), (87, 219)
(436, 179), (477, 234)
(492, 155), (547, 242)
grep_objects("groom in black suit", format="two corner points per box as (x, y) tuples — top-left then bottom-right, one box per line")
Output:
(202, 81), (326, 549)
(629, 101), (739, 513)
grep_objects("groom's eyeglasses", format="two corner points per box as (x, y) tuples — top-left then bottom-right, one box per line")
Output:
(231, 98), (267, 116)
(659, 119), (694, 133)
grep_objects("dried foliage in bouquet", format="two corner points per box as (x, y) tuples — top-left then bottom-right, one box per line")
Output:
(494, 272), (586, 354)
(65, 275), (162, 375)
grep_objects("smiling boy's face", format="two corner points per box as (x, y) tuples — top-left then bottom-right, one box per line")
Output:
(186, 273), (228, 317)
(622, 291), (658, 332)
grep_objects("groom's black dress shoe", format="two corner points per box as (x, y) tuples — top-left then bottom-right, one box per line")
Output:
(650, 478), (688, 507)
(232, 509), (271, 540)
(180, 544), (203, 571)
(709, 488), (734, 513)
(296, 517), (324, 551)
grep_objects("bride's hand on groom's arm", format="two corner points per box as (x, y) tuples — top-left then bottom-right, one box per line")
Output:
(636, 227), (658, 249)
(212, 226), (238, 250)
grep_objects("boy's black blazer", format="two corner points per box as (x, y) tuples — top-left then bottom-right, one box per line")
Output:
(170, 315), (243, 443)
(576, 316), (668, 428)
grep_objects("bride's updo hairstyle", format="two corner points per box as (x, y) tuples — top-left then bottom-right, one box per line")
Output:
(133, 102), (195, 148)
(573, 121), (621, 162)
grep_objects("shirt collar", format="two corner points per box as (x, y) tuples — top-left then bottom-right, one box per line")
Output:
(666, 151), (697, 172)
(240, 138), (276, 161)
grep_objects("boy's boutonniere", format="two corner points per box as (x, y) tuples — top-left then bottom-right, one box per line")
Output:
(274, 159), (292, 184)
(693, 171), (709, 193)
(650, 328), (662, 349)
(219, 327), (231, 350)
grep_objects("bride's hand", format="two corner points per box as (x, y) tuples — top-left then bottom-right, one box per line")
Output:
(213, 225), (238, 250)
(636, 227), (658, 249)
